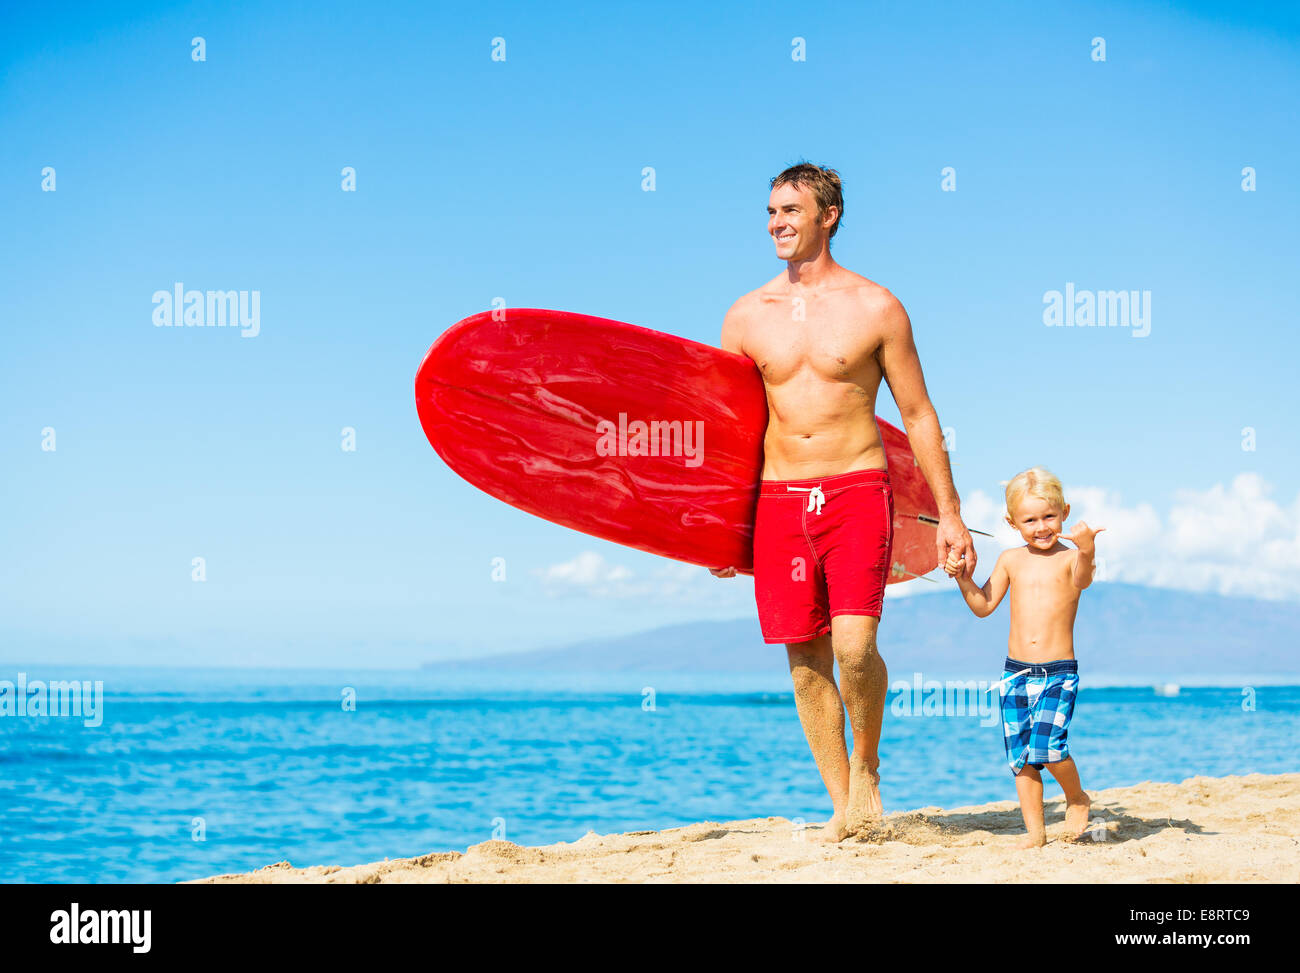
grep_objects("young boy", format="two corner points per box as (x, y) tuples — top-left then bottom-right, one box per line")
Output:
(944, 467), (1104, 847)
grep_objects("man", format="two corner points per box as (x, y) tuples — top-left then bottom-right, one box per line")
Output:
(711, 162), (976, 841)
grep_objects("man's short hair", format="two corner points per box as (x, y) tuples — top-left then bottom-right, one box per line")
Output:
(770, 162), (845, 239)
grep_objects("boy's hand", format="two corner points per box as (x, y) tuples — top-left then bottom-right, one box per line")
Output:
(1059, 521), (1106, 554)
(709, 566), (737, 579)
(943, 550), (964, 577)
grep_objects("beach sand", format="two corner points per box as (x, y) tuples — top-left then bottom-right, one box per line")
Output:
(194, 772), (1298, 883)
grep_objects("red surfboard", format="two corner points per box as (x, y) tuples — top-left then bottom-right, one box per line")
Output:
(415, 309), (939, 579)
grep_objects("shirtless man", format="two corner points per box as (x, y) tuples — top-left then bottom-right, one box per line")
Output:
(711, 163), (976, 841)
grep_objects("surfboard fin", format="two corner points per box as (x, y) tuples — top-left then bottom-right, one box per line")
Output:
(892, 560), (939, 583)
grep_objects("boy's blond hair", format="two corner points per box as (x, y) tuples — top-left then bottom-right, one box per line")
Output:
(1005, 467), (1066, 520)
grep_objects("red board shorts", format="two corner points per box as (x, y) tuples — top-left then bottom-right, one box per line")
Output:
(753, 468), (895, 644)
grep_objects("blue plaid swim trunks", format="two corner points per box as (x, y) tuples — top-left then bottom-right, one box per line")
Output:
(997, 657), (1078, 775)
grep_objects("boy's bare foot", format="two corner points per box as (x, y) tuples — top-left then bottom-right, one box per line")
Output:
(1016, 830), (1047, 849)
(812, 811), (849, 843)
(1062, 793), (1092, 841)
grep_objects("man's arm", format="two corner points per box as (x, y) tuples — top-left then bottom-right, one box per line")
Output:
(720, 298), (747, 356)
(710, 299), (750, 578)
(874, 293), (977, 576)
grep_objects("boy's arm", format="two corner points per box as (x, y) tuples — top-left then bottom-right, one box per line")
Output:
(1063, 521), (1105, 589)
(1071, 548), (1097, 590)
(952, 551), (1011, 617)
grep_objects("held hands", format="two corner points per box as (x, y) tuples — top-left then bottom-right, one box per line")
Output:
(937, 513), (976, 579)
(709, 566), (738, 579)
(1058, 521), (1106, 555)
(943, 550), (965, 578)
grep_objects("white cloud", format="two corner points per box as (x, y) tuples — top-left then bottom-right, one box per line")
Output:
(949, 473), (1297, 601)
(536, 551), (632, 589)
(535, 550), (754, 605)
(540, 473), (1297, 606)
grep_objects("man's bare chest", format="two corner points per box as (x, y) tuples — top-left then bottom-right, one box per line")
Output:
(745, 301), (881, 385)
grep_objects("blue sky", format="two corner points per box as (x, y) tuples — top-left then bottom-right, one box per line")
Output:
(2, 1), (1297, 667)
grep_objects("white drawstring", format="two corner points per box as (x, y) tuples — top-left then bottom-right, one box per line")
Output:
(988, 668), (1032, 696)
(786, 485), (826, 514)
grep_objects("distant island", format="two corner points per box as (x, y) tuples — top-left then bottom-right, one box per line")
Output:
(425, 583), (1298, 684)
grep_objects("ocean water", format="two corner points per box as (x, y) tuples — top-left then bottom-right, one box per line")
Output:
(2, 667), (1297, 884)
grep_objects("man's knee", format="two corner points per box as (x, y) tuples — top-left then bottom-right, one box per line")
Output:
(786, 637), (832, 682)
(832, 623), (882, 673)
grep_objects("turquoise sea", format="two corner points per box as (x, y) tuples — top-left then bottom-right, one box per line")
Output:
(2, 667), (1297, 883)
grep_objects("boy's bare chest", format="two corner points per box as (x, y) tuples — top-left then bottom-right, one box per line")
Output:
(1010, 556), (1078, 605)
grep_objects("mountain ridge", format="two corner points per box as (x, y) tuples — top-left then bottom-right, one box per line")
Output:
(426, 583), (1298, 680)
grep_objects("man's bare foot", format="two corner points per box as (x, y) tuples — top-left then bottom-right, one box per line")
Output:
(1062, 793), (1092, 841)
(1016, 830), (1046, 849)
(843, 758), (883, 833)
(812, 811), (849, 843)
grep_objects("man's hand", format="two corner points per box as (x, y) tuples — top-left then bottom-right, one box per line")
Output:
(709, 566), (737, 579)
(936, 513), (977, 578)
(1058, 522), (1105, 555)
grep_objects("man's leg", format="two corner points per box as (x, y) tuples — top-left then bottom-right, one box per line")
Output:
(830, 613), (888, 831)
(786, 634), (850, 842)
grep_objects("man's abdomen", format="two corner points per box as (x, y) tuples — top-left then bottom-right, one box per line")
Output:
(762, 423), (887, 480)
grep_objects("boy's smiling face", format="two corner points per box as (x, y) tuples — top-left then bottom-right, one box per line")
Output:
(1007, 494), (1072, 551)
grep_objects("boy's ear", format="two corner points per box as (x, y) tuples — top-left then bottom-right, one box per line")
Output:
(1062, 502), (1071, 521)
(1004, 515), (1014, 528)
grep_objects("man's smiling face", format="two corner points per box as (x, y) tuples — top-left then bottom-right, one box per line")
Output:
(767, 182), (834, 260)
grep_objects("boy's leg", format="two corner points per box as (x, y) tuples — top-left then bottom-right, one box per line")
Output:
(1014, 765), (1046, 848)
(1044, 756), (1091, 839)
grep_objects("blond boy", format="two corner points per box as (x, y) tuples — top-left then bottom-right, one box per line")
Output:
(945, 467), (1104, 847)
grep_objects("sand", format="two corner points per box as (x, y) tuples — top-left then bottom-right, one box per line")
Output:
(193, 772), (1299, 884)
